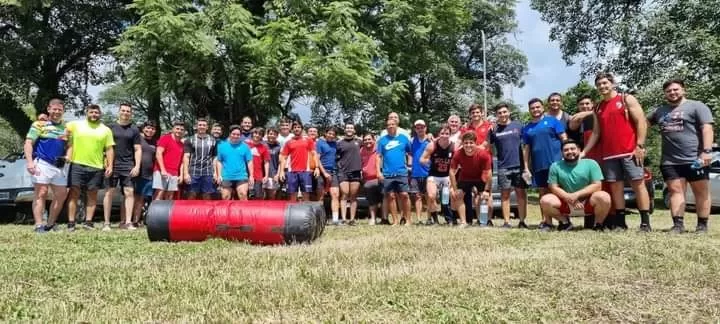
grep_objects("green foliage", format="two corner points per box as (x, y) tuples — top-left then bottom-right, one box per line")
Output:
(559, 80), (600, 115)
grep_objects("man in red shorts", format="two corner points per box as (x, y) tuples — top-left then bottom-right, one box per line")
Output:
(540, 140), (611, 231)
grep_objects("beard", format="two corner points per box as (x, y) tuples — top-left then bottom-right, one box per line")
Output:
(564, 154), (579, 162)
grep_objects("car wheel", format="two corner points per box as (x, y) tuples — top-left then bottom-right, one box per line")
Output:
(14, 204), (34, 224)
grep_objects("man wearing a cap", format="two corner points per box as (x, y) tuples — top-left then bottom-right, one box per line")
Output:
(410, 119), (431, 224)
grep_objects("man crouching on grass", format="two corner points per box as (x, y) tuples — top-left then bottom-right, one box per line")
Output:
(540, 140), (611, 231)
(449, 132), (493, 228)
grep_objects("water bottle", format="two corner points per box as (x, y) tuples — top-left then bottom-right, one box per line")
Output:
(478, 200), (489, 226)
(441, 186), (450, 205)
(522, 170), (532, 186)
(691, 159), (703, 170)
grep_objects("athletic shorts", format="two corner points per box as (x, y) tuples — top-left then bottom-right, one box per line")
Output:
(287, 171), (313, 193)
(337, 170), (361, 183)
(32, 159), (68, 187)
(315, 171), (339, 190)
(559, 199), (594, 215)
(409, 177), (427, 195)
(221, 179), (248, 188)
(602, 156), (644, 182)
(497, 168), (528, 190)
(106, 173), (134, 188)
(363, 179), (383, 205)
(68, 163), (104, 191)
(382, 176), (409, 194)
(189, 175), (216, 194)
(661, 164), (710, 182)
(134, 178), (154, 198)
(427, 176), (450, 193)
(458, 181), (486, 203)
(263, 177), (280, 190)
(152, 171), (179, 192)
(533, 169), (550, 188)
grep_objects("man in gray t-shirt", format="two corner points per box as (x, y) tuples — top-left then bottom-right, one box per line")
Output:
(647, 79), (715, 233)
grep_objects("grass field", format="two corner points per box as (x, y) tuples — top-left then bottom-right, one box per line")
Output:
(2, 206), (720, 322)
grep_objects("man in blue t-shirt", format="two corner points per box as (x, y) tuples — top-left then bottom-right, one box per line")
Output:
(410, 119), (431, 224)
(490, 103), (528, 228)
(377, 118), (412, 225)
(316, 128), (341, 223)
(522, 98), (567, 230)
(215, 125), (254, 200)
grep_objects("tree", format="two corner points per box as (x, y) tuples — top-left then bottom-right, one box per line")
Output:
(531, 0), (720, 136)
(0, 0), (134, 136)
(559, 80), (600, 115)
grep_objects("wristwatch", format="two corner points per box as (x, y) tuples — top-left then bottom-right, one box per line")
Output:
(636, 144), (645, 149)
(703, 149), (713, 154)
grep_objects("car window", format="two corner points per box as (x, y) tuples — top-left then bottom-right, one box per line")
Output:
(710, 153), (720, 173)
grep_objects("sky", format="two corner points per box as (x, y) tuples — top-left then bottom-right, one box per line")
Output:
(88, 0), (582, 120)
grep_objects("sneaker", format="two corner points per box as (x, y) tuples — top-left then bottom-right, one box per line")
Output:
(332, 220), (341, 226)
(592, 223), (605, 232)
(615, 224), (629, 231)
(695, 223), (708, 234)
(399, 218), (407, 225)
(124, 223), (137, 230)
(638, 224), (652, 233)
(557, 222), (574, 232)
(487, 219), (494, 227)
(670, 224), (685, 234)
(347, 220), (357, 226)
(67, 222), (76, 232)
(457, 223), (468, 229)
(102, 224), (112, 231)
(34, 225), (47, 233)
(44, 223), (60, 232)
(538, 223), (552, 232)
(368, 219), (376, 226)
(518, 221), (528, 229)
(424, 219), (436, 226)
(502, 223), (512, 229)
(82, 222), (95, 230)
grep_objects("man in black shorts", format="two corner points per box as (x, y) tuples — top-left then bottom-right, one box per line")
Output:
(648, 79), (715, 233)
(360, 133), (383, 225)
(103, 103), (141, 230)
(336, 123), (363, 225)
(450, 132), (492, 228)
(183, 118), (217, 200)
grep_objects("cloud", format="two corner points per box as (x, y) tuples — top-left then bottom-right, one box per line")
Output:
(508, 0), (583, 110)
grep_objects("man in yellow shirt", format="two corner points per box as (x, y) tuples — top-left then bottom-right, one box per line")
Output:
(66, 104), (115, 231)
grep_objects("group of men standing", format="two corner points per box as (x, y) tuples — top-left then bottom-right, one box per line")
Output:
(24, 72), (714, 233)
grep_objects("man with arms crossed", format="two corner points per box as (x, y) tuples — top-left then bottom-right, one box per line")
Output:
(246, 127), (270, 200)
(216, 125), (254, 200)
(420, 125), (455, 225)
(648, 79), (715, 233)
(278, 121), (319, 202)
(522, 98), (567, 230)
(450, 132), (492, 228)
(66, 104), (115, 230)
(153, 121), (185, 200)
(377, 118), (413, 225)
(183, 118), (217, 200)
(24, 99), (69, 232)
(360, 133), (383, 225)
(103, 103), (141, 231)
(540, 140), (611, 231)
(591, 72), (651, 231)
(490, 103), (528, 229)
(336, 123), (363, 225)
(132, 121), (157, 226)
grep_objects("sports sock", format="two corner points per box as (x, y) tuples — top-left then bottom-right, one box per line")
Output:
(639, 210), (650, 226)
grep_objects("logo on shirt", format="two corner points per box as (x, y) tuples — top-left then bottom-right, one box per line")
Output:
(616, 102), (623, 109)
(658, 110), (685, 133)
(384, 140), (400, 150)
(251, 147), (259, 156)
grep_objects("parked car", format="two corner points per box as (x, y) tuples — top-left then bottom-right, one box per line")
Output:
(662, 151), (720, 211)
(623, 162), (656, 214)
(0, 152), (123, 223)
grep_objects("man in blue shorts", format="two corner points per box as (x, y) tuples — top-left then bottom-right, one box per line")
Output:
(377, 118), (413, 225)
(316, 127), (341, 223)
(183, 118), (217, 200)
(278, 121), (319, 202)
(216, 125), (254, 200)
(410, 119), (431, 224)
(522, 97), (567, 230)
(490, 103), (528, 228)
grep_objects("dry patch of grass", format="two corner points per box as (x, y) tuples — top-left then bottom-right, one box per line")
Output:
(1, 208), (720, 322)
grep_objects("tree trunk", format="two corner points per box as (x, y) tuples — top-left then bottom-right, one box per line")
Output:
(0, 92), (32, 138)
(146, 59), (162, 132)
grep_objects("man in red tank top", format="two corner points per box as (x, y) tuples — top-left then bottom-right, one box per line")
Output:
(589, 72), (651, 232)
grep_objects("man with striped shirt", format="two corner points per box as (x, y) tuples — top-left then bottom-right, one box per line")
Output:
(183, 118), (217, 200)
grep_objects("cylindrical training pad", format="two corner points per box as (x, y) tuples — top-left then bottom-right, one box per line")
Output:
(146, 200), (325, 245)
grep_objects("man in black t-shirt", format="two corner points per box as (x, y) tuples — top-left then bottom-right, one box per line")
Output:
(103, 103), (142, 230)
(132, 120), (157, 226)
(336, 123), (363, 223)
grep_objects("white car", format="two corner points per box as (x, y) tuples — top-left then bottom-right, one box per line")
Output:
(662, 152), (720, 210)
(0, 152), (123, 223)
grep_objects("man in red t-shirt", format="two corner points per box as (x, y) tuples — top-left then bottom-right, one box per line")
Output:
(449, 132), (493, 227)
(246, 127), (270, 200)
(462, 103), (492, 149)
(278, 121), (319, 202)
(153, 121), (185, 200)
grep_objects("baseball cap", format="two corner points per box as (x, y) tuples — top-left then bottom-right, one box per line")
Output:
(414, 120), (426, 126)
